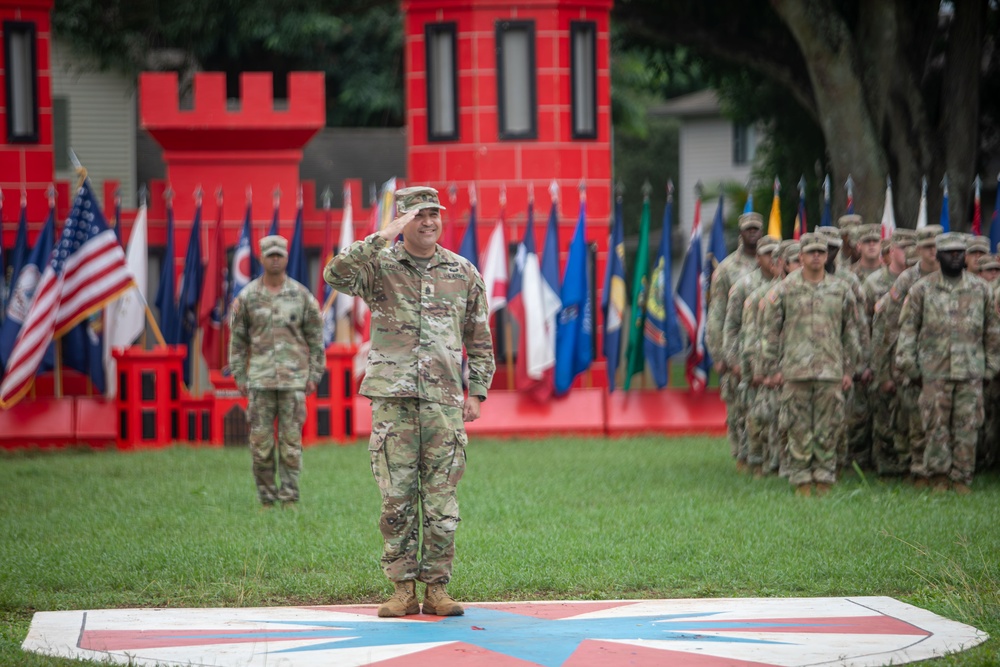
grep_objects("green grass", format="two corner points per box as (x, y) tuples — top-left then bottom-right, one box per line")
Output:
(1, 436), (998, 665)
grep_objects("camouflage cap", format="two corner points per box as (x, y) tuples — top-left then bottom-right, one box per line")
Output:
(935, 232), (967, 252)
(259, 235), (288, 257)
(782, 242), (801, 261)
(800, 232), (827, 253)
(816, 226), (844, 248)
(774, 239), (795, 259)
(977, 254), (1000, 271)
(890, 228), (916, 247)
(967, 235), (990, 254)
(857, 223), (881, 243)
(395, 186), (446, 214)
(838, 213), (863, 229)
(739, 212), (764, 230)
(905, 245), (919, 265)
(756, 234), (779, 255)
(916, 224), (944, 247)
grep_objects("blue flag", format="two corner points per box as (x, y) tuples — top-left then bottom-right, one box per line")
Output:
(155, 207), (180, 345)
(1, 208), (56, 376)
(601, 199), (626, 391)
(644, 192), (684, 388)
(743, 193), (753, 214)
(287, 205), (308, 287)
(458, 203), (479, 269)
(554, 202), (593, 395)
(990, 176), (1000, 254)
(62, 312), (106, 395)
(113, 198), (123, 247)
(0, 202), (5, 323)
(707, 194), (727, 275)
(268, 205), (280, 237)
(939, 182), (950, 233)
(7, 202), (29, 304)
(230, 204), (258, 301)
(175, 206), (204, 386)
(674, 199), (709, 392)
(540, 201), (561, 298)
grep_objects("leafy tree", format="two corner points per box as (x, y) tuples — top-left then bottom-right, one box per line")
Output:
(52, 0), (403, 126)
(614, 0), (999, 230)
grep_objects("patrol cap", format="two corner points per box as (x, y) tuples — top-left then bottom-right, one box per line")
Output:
(259, 235), (288, 257)
(756, 234), (779, 255)
(739, 212), (764, 230)
(816, 226), (843, 248)
(800, 233), (827, 254)
(916, 224), (944, 247)
(967, 235), (990, 254)
(857, 224), (881, 243)
(782, 242), (801, 262)
(837, 214), (862, 230)
(977, 254), (1000, 271)
(395, 186), (446, 215)
(890, 228), (916, 247)
(774, 239), (794, 259)
(935, 232), (967, 252)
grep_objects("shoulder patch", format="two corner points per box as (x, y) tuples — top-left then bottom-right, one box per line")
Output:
(767, 288), (779, 304)
(889, 285), (901, 301)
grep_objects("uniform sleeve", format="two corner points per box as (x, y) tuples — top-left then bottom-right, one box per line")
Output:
(984, 287), (1000, 378)
(302, 291), (326, 385)
(705, 267), (729, 361)
(895, 288), (922, 381)
(463, 269), (496, 400)
(871, 295), (891, 385)
(842, 287), (864, 378)
(323, 234), (386, 300)
(722, 280), (746, 371)
(759, 286), (784, 377)
(228, 294), (250, 387)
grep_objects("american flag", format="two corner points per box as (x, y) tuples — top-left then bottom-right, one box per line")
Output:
(0, 180), (132, 408)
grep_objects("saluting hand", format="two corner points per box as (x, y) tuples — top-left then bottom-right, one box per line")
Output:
(378, 209), (417, 243)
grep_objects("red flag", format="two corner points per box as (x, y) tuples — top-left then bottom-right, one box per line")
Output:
(0, 181), (132, 408)
(199, 198), (227, 370)
(972, 183), (982, 236)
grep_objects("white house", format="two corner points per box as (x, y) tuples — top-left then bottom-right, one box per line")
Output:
(651, 89), (760, 241)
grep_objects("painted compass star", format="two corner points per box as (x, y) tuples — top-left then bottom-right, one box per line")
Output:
(24, 597), (988, 667)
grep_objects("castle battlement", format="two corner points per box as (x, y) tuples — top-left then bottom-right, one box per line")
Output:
(140, 72), (325, 151)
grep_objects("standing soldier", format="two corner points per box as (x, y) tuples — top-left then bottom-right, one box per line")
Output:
(851, 224), (884, 280)
(706, 211), (762, 466)
(723, 234), (779, 471)
(895, 233), (1000, 493)
(965, 235), (990, 278)
(324, 186), (495, 618)
(760, 233), (863, 496)
(837, 214), (862, 269)
(862, 228), (915, 474)
(229, 235), (326, 509)
(872, 224), (942, 481)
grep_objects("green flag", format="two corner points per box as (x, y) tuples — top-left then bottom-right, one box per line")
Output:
(624, 197), (651, 389)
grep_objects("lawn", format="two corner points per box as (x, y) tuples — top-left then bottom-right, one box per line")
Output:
(1, 435), (998, 666)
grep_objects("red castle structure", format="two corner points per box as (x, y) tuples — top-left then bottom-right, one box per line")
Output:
(0, 0), (725, 450)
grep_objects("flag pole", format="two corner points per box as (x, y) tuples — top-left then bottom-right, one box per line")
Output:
(500, 185), (515, 390)
(192, 186), (203, 396)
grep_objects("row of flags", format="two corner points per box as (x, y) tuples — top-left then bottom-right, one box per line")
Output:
(5, 173), (1000, 408)
(761, 173), (1000, 243)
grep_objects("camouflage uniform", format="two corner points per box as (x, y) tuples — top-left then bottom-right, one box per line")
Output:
(742, 272), (780, 470)
(760, 236), (863, 488)
(323, 220), (494, 585)
(707, 218), (759, 459)
(895, 242), (1000, 487)
(862, 264), (903, 473)
(723, 236), (778, 467)
(229, 264), (325, 505)
(872, 227), (941, 476)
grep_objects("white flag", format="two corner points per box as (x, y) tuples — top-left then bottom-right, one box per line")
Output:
(480, 220), (509, 315)
(915, 185), (928, 230)
(104, 206), (148, 396)
(334, 188), (355, 324)
(880, 180), (896, 237)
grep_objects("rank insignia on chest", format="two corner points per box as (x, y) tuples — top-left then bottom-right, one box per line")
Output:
(424, 284), (435, 298)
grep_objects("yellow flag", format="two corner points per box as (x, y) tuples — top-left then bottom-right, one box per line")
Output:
(768, 192), (782, 240)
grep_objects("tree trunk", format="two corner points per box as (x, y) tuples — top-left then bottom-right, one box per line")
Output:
(771, 0), (886, 226)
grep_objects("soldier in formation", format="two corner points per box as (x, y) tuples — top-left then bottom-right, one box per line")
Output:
(717, 212), (999, 494)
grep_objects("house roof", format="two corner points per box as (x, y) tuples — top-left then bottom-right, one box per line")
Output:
(649, 89), (721, 118)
